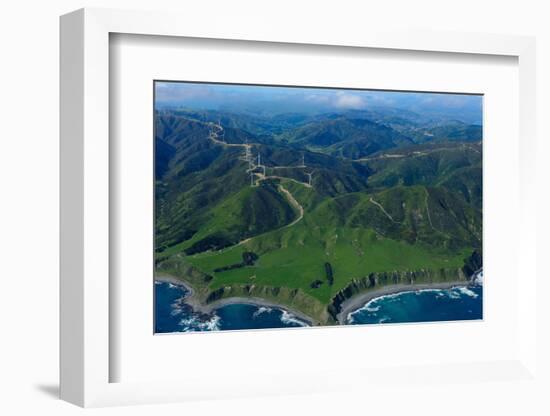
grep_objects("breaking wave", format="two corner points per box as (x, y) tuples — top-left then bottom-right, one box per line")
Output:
(179, 314), (221, 331)
(447, 290), (461, 299)
(364, 304), (381, 313)
(253, 306), (272, 319)
(456, 286), (479, 298)
(170, 303), (184, 316)
(280, 310), (309, 327)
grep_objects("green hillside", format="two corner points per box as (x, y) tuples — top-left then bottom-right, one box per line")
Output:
(154, 109), (482, 324)
(277, 117), (414, 159)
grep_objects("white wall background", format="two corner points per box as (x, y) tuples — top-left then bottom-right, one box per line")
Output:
(0, 0), (548, 415)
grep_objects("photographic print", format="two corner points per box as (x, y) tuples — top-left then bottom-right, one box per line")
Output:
(154, 82), (483, 333)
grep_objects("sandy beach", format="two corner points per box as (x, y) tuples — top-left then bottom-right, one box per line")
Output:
(336, 281), (469, 324)
(155, 274), (315, 325)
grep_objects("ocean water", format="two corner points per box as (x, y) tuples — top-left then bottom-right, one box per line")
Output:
(154, 281), (309, 333)
(155, 281), (482, 333)
(347, 286), (483, 325)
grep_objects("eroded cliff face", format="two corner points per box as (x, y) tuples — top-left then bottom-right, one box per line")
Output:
(327, 267), (469, 320)
(462, 249), (483, 277)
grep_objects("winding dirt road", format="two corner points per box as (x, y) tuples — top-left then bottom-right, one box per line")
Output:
(369, 197), (399, 223)
(354, 144), (481, 162)
(207, 122), (307, 247)
(278, 184), (304, 227)
(208, 123), (253, 152)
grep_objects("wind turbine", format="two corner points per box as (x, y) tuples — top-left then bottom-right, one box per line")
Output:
(306, 171), (313, 187)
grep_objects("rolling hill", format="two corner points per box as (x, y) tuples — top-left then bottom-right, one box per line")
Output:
(154, 108), (482, 324)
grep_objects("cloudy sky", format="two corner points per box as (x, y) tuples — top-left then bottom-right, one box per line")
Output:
(155, 81), (482, 124)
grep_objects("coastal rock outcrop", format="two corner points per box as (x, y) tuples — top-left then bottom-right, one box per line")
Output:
(462, 249), (482, 277)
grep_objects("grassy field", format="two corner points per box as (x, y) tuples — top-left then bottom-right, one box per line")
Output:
(185, 215), (470, 304)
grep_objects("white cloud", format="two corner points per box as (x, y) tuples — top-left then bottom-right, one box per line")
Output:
(334, 92), (366, 109)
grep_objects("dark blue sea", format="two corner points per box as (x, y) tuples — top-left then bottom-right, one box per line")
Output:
(347, 286), (483, 325)
(154, 281), (482, 333)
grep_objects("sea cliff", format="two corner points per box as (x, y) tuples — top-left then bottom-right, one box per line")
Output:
(327, 267), (470, 322)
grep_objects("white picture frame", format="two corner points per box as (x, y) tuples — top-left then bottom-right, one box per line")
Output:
(60, 7), (538, 407)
